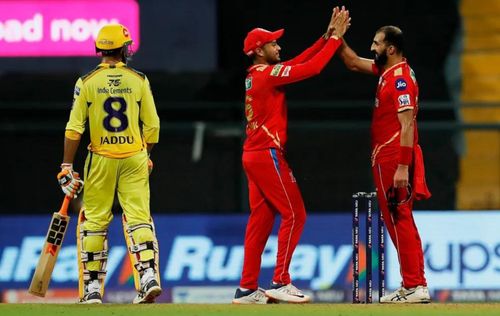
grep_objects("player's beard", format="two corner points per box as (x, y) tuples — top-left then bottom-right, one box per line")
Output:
(262, 47), (280, 65)
(373, 48), (388, 67)
(266, 53), (280, 65)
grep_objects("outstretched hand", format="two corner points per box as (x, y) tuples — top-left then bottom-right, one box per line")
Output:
(331, 7), (351, 38)
(325, 6), (339, 38)
(326, 6), (351, 39)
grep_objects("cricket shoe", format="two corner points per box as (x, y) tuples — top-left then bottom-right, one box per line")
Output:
(380, 285), (431, 304)
(264, 283), (311, 304)
(79, 279), (102, 304)
(232, 288), (272, 304)
(133, 268), (162, 304)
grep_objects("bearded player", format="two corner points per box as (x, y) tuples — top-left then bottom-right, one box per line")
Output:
(338, 26), (432, 303)
(58, 24), (161, 304)
(232, 7), (350, 304)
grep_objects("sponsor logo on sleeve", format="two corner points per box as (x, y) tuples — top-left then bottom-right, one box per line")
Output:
(74, 86), (80, 96)
(410, 68), (417, 84)
(281, 66), (291, 77)
(245, 78), (252, 90)
(394, 67), (403, 76)
(395, 78), (407, 91)
(398, 94), (411, 107)
(270, 64), (283, 77)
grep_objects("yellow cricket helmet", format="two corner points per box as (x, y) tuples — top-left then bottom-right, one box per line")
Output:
(95, 24), (133, 51)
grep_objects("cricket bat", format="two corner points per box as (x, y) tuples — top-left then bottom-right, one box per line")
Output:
(28, 196), (71, 297)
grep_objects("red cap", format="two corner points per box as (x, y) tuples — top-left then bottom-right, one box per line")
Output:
(243, 28), (284, 56)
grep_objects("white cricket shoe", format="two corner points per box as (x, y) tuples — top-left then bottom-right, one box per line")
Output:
(133, 268), (162, 304)
(265, 283), (311, 304)
(380, 285), (431, 304)
(232, 288), (270, 304)
(79, 279), (102, 304)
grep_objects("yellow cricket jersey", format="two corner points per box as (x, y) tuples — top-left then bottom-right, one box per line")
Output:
(66, 62), (160, 158)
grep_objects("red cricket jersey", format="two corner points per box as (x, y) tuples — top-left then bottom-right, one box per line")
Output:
(371, 59), (419, 165)
(243, 37), (342, 151)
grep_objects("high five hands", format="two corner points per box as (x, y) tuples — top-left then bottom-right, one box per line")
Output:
(325, 6), (351, 39)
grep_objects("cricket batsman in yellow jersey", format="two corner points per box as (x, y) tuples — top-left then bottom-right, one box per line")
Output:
(57, 24), (161, 304)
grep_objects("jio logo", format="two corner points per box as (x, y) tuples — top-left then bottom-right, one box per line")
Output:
(396, 79), (407, 91)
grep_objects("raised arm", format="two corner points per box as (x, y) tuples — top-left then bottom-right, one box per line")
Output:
(283, 7), (342, 66)
(282, 36), (328, 66)
(338, 39), (375, 75)
(266, 9), (350, 86)
(266, 37), (343, 86)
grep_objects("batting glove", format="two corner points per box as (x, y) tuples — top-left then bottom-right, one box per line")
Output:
(57, 163), (84, 198)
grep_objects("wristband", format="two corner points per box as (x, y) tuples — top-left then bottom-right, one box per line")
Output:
(398, 146), (413, 166)
(61, 163), (73, 170)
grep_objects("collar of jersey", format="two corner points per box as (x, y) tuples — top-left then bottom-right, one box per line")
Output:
(380, 58), (407, 78)
(98, 61), (126, 68)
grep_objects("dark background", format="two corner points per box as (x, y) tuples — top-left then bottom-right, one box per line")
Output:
(0, 0), (460, 214)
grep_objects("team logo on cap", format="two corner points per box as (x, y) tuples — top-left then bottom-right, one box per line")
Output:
(98, 39), (114, 46)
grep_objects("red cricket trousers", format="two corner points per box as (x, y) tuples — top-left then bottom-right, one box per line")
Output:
(372, 160), (427, 288)
(240, 148), (307, 289)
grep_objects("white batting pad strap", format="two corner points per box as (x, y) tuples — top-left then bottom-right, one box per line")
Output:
(82, 230), (108, 236)
(129, 241), (157, 254)
(81, 250), (108, 262)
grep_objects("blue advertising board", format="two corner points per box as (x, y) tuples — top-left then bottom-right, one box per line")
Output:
(387, 212), (500, 290)
(2, 211), (500, 300)
(0, 214), (359, 292)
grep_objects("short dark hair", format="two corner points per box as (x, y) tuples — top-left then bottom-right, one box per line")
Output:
(96, 44), (133, 63)
(97, 47), (122, 57)
(376, 25), (404, 53)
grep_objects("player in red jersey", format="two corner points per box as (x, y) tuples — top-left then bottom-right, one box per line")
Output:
(232, 8), (351, 304)
(338, 26), (431, 303)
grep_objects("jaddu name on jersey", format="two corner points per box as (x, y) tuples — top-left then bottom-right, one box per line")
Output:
(100, 136), (134, 145)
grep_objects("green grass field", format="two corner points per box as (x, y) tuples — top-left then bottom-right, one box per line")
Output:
(1, 303), (500, 316)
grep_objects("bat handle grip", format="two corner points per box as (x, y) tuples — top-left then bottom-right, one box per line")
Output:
(59, 196), (72, 216)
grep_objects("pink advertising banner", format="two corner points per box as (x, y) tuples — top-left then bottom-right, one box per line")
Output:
(0, 0), (139, 57)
